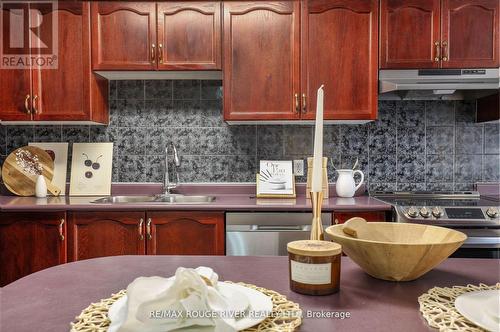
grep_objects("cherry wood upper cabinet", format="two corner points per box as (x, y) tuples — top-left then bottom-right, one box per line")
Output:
(380, 0), (441, 68)
(0, 3), (31, 120)
(91, 2), (157, 70)
(157, 2), (221, 70)
(0, 70), (32, 121)
(0, 212), (66, 287)
(0, 2), (108, 123)
(32, 2), (91, 121)
(67, 212), (146, 261)
(301, 0), (378, 120)
(441, 0), (499, 68)
(146, 211), (225, 255)
(223, 1), (301, 121)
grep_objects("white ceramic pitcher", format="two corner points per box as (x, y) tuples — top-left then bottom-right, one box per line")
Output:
(335, 169), (364, 198)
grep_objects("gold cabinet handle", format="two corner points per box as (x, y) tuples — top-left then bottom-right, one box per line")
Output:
(24, 94), (31, 114)
(138, 218), (144, 240)
(301, 93), (307, 113)
(294, 93), (299, 113)
(151, 44), (156, 63)
(158, 43), (163, 64)
(32, 95), (39, 114)
(59, 219), (65, 241)
(146, 218), (152, 240)
(442, 41), (448, 61)
(434, 41), (441, 62)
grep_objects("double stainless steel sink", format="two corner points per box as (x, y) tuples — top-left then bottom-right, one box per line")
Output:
(91, 195), (215, 205)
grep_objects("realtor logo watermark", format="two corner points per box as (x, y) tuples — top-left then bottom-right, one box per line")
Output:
(1, 1), (58, 69)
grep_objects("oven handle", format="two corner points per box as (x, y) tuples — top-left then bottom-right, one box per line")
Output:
(255, 225), (310, 231)
(463, 237), (500, 248)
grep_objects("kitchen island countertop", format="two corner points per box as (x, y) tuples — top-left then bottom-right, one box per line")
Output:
(2, 255), (498, 332)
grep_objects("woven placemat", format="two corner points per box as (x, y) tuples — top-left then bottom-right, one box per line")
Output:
(418, 283), (500, 332)
(70, 282), (302, 332)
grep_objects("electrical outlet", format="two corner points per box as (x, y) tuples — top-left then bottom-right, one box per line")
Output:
(293, 159), (304, 176)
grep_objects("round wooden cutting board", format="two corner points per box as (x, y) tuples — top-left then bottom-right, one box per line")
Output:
(1, 146), (57, 196)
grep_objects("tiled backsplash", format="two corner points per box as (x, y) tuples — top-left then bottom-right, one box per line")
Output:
(0, 80), (498, 191)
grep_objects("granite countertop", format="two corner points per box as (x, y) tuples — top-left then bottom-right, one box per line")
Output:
(0, 183), (392, 212)
(2, 255), (497, 332)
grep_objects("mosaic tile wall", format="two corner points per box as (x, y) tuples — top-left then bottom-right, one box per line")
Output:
(0, 80), (498, 191)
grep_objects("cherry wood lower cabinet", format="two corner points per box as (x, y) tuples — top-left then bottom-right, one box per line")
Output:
(0, 212), (67, 287)
(333, 211), (390, 225)
(68, 211), (146, 261)
(67, 211), (225, 260)
(147, 211), (225, 255)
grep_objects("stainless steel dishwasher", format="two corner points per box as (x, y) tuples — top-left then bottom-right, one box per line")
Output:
(226, 212), (331, 256)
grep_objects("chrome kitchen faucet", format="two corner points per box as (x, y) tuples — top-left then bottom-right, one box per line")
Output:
(164, 143), (181, 195)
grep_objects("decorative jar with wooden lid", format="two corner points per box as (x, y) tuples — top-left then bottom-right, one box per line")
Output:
(287, 240), (341, 295)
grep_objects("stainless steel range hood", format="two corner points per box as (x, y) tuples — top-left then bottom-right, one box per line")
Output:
(379, 68), (499, 94)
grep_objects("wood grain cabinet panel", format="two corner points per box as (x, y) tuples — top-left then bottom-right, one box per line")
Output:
(68, 212), (146, 261)
(0, 2), (108, 123)
(157, 2), (221, 70)
(0, 3), (32, 120)
(147, 211), (225, 255)
(0, 70), (32, 121)
(223, 1), (301, 121)
(380, 0), (441, 68)
(32, 2), (89, 121)
(0, 3), (35, 121)
(333, 211), (389, 224)
(91, 2), (157, 70)
(441, 0), (499, 68)
(0, 212), (66, 287)
(301, 0), (378, 120)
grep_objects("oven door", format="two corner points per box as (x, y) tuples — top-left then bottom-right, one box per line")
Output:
(452, 228), (500, 258)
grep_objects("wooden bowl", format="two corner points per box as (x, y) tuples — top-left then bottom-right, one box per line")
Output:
(325, 222), (467, 281)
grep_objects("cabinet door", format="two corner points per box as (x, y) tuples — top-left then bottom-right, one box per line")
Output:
(91, 2), (157, 70)
(68, 212), (146, 261)
(157, 2), (221, 70)
(31, 2), (91, 121)
(147, 211), (224, 255)
(0, 212), (66, 286)
(441, 0), (499, 68)
(380, 0), (441, 68)
(223, 1), (300, 121)
(333, 211), (389, 224)
(301, 0), (378, 120)
(0, 3), (33, 121)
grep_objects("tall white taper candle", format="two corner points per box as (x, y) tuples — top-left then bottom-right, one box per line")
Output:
(311, 84), (324, 193)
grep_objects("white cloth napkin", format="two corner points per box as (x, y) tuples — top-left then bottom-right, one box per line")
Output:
(117, 267), (238, 332)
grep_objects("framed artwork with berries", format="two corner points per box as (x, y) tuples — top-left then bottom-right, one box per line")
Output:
(69, 143), (113, 196)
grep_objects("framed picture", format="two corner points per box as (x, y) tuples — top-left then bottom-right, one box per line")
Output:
(29, 142), (68, 195)
(257, 160), (296, 198)
(69, 143), (113, 196)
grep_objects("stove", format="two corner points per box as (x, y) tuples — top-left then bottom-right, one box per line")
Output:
(372, 191), (500, 256)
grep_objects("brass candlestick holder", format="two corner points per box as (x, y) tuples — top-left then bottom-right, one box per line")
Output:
(310, 191), (324, 240)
